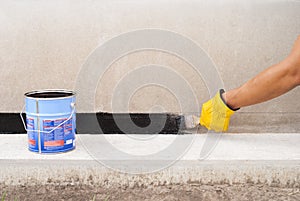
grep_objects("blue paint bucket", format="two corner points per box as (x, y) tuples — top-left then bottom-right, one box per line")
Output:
(21, 90), (76, 154)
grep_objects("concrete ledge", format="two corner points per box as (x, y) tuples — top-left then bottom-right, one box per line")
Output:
(0, 134), (299, 187)
(1, 160), (299, 187)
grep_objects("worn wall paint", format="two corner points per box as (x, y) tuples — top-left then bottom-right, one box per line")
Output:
(0, 0), (299, 114)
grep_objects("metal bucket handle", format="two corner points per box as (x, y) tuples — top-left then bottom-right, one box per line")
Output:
(20, 102), (76, 134)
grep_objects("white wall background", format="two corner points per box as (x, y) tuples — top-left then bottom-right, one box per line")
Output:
(0, 0), (299, 115)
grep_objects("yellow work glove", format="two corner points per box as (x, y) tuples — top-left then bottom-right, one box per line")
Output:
(200, 89), (239, 132)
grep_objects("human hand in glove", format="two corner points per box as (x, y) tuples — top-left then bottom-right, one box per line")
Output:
(199, 36), (300, 132)
(199, 89), (239, 132)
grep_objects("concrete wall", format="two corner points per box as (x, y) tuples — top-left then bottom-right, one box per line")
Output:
(0, 0), (300, 115)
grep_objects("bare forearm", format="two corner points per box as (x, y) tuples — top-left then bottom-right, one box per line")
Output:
(223, 37), (300, 109)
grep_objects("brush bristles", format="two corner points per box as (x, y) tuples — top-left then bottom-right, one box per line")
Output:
(184, 115), (199, 129)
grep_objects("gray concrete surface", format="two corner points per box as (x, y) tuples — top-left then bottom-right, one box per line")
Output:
(0, 134), (299, 187)
(0, 0), (299, 115)
(1, 0), (300, 188)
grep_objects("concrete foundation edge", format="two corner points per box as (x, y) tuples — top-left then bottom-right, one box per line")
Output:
(1, 160), (299, 188)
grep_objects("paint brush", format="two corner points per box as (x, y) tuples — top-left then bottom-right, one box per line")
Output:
(182, 114), (200, 129)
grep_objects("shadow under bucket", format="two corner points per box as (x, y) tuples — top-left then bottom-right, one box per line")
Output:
(21, 90), (76, 154)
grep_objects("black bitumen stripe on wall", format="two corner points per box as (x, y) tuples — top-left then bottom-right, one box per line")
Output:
(0, 113), (184, 134)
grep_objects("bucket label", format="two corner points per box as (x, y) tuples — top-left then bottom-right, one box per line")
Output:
(27, 118), (36, 147)
(43, 118), (73, 150)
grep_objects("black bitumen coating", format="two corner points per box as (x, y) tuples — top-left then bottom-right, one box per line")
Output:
(0, 113), (184, 134)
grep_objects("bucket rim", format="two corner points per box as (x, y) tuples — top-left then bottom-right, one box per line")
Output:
(24, 89), (76, 100)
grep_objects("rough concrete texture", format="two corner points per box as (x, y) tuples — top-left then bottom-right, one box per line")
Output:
(0, 134), (299, 187)
(0, 0), (299, 115)
(2, 184), (300, 201)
